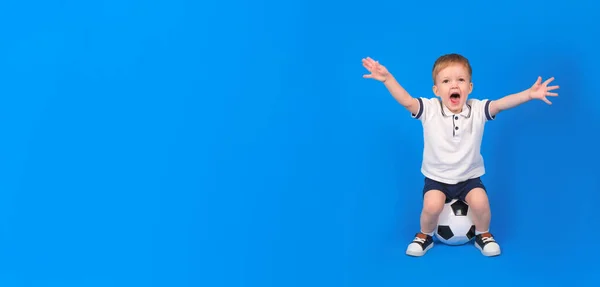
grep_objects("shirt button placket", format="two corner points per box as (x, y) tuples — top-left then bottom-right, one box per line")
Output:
(453, 116), (460, 140)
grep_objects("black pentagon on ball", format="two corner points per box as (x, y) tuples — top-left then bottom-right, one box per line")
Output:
(437, 225), (454, 240)
(466, 225), (475, 239)
(450, 200), (469, 216)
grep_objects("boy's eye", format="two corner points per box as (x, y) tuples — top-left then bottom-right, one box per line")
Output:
(443, 79), (449, 83)
(459, 78), (465, 82)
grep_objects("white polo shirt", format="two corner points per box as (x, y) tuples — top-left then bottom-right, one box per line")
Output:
(411, 97), (495, 184)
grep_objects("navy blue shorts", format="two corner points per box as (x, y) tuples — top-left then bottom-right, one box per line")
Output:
(422, 177), (486, 203)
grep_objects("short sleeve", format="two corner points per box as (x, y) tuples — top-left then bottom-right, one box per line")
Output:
(468, 99), (496, 122)
(411, 97), (439, 122)
(483, 99), (496, 121)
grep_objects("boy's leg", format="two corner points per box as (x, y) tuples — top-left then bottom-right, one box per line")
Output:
(462, 180), (501, 257)
(406, 181), (446, 257)
(464, 187), (491, 232)
(420, 189), (446, 234)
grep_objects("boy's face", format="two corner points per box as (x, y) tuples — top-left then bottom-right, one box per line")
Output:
(432, 63), (473, 113)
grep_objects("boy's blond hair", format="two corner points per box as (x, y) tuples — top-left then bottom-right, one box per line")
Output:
(432, 53), (472, 84)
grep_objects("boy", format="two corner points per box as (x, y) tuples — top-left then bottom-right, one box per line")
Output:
(361, 54), (559, 257)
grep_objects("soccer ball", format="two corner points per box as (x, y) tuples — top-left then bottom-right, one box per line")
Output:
(435, 199), (476, 245)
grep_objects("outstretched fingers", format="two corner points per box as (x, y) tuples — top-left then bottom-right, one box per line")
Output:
(362, 58), (374, 78)
(542, 97), (553, 105)
(362, 61), (370, 71)
(362, 59), (373, 71)
(362, 57), (378, 69)
(544, 78), (559, 97)
(543, 77), (555, 86)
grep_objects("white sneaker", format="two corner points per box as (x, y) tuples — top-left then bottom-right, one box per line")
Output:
(474, 232), (501, 256)
(406, 233), (434, 257)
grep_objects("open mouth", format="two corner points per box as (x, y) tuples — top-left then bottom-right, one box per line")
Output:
(450, 93), (460, 105)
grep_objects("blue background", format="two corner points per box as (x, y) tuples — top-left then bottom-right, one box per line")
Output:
(0, 0), (598, 286)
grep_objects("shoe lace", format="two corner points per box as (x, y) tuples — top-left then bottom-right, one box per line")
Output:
(481, 235), (495, 243)
(413, 236), (426, 244)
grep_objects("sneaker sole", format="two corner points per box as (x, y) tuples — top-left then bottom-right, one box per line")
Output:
(406, 243), (433, 257)
(475, 243), (501, 257)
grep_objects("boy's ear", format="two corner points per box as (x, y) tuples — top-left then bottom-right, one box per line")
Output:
(469, 82), (473, 94)
(432, 85), (439, 97)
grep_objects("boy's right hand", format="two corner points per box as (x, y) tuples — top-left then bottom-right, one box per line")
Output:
(362, 57), (390, 82)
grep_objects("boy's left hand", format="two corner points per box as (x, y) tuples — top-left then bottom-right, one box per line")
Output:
(529, 76), (559, 105)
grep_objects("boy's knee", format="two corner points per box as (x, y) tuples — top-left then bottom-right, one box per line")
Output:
(423, 190), (445, 215)
(465, 188), (490, 212)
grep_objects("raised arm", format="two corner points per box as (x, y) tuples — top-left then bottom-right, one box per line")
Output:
(362, 57), (420, 115)
(489, 76), (559, 117)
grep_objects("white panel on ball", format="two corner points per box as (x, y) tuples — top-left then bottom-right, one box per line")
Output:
(435, 199), (476, 245)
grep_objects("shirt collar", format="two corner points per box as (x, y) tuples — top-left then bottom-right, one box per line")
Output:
(439, 99), (471, 118)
